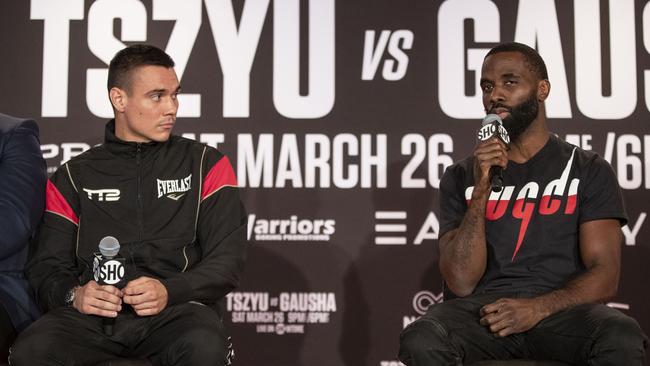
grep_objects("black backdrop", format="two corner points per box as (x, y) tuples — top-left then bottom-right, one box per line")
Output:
(1, 1), (649, 365)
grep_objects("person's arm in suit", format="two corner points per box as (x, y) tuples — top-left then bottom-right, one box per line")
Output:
(0, 117), (47, 261)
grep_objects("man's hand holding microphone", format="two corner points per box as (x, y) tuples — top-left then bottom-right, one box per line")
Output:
(71, 279), (168, 317)
(69, 236), (168, 336)
(475, 114), (510, 194)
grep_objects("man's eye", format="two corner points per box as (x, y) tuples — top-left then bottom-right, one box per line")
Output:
(505, 80), (517, 86)
(481, 84), (493, 92)
(151, 94), (161, 101)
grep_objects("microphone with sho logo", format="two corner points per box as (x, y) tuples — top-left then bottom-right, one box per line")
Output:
(476, 114), (510, 192)
(93, 236), (126, 336)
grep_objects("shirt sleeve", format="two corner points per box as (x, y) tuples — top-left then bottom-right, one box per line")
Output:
(27, 164), (82, 311)
(161, 150), (247, 305)
(0, 119), (46, 261)
(578, 155), (628, 226)
(438, 163), (470, 239)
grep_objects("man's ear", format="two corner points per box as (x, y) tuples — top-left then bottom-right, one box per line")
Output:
(109, 87), (127, 113)
(538, 79), (551, 102)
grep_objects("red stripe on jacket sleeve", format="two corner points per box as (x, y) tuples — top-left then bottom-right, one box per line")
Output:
(202, 156), (238, 201)
(46, 180), (79, 225)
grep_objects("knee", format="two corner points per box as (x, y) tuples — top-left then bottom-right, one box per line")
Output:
(592, 311), (648, 360)
(9, 329), (56, 366)
(172, 326), (228, 365)
(399, 319), (450, 362)
(597, 313), (646, 347)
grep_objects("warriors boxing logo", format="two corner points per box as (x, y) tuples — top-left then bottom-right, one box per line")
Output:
(465, 148), (579, 260)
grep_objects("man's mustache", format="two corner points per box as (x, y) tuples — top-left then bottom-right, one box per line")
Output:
(486, 103), (512, 114)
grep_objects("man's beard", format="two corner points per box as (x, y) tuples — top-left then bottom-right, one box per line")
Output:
(497, 93), (539, 143)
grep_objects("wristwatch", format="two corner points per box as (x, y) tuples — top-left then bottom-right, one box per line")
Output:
(64, 286), (79, 307)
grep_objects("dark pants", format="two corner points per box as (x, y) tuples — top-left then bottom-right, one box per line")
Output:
(9, 302), (227, 366)
(398, 293), (648, 366)
(1, 302), (17, 363)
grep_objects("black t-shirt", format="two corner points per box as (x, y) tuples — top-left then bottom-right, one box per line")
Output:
(439, 134), (627, 295)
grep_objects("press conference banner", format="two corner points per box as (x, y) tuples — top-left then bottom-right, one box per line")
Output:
(1, 1), (649, 365)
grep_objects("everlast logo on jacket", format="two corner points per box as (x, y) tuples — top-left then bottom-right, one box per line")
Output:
(157, 174), (192, 200)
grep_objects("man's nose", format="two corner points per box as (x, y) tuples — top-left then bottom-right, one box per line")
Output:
(488, 85), (506, 105)
(164, 96), (178, 115)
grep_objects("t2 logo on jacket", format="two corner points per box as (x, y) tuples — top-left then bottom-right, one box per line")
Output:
(83, 188), (121, 202)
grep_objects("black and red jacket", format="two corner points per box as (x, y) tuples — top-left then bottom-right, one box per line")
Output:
(28, 120), (247, 314)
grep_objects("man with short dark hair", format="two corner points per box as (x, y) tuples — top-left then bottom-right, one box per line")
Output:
(398, 42), (647, 365)
(0, 113), (46, 361)
(11, 44), (246, 365)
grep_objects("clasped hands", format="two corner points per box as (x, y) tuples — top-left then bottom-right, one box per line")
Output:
(479, 297), (546, 337)
(72, 276), (168, 317)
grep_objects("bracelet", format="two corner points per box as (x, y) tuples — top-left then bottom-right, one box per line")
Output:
(64, 286), (79, 307)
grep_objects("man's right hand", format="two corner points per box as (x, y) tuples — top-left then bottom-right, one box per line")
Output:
(439, 138), (504, 297)
(473, 136), (508, 191)
(72, 281), (122, 317)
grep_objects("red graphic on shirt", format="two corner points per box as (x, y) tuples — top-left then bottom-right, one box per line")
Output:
(45, 180), (79, 225)
(202, 156), (237, 201)
(466, 149), (579, 260)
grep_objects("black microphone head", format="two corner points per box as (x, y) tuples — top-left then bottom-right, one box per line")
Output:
(482, 113), (503, 126)
(98, 236), (120, 258)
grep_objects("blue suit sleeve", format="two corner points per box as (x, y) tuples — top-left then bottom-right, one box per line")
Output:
(0, 120), (47, 261)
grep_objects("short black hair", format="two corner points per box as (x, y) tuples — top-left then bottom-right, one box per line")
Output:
(485, 42), (548, 80)
(107, 44), (175, 92)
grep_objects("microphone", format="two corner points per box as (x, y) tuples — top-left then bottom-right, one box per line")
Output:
(92, 236), (126, 336)
(477, 114), (510, 192)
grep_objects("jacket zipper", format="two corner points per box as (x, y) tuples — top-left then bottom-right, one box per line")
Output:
(136, 143), (143, 241)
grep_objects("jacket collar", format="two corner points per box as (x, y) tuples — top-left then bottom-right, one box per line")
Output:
(103, 119), (166, 158)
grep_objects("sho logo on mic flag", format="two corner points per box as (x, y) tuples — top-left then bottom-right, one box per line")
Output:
(477, 121), (510, 144)
(93, 255), (126, 285)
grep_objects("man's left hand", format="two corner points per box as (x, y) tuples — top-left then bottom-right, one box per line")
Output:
(123, 276), (169, 316)
(479, 298), (545, 337)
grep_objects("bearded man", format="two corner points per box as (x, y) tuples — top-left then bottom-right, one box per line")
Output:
(398, 42), (647, 365)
